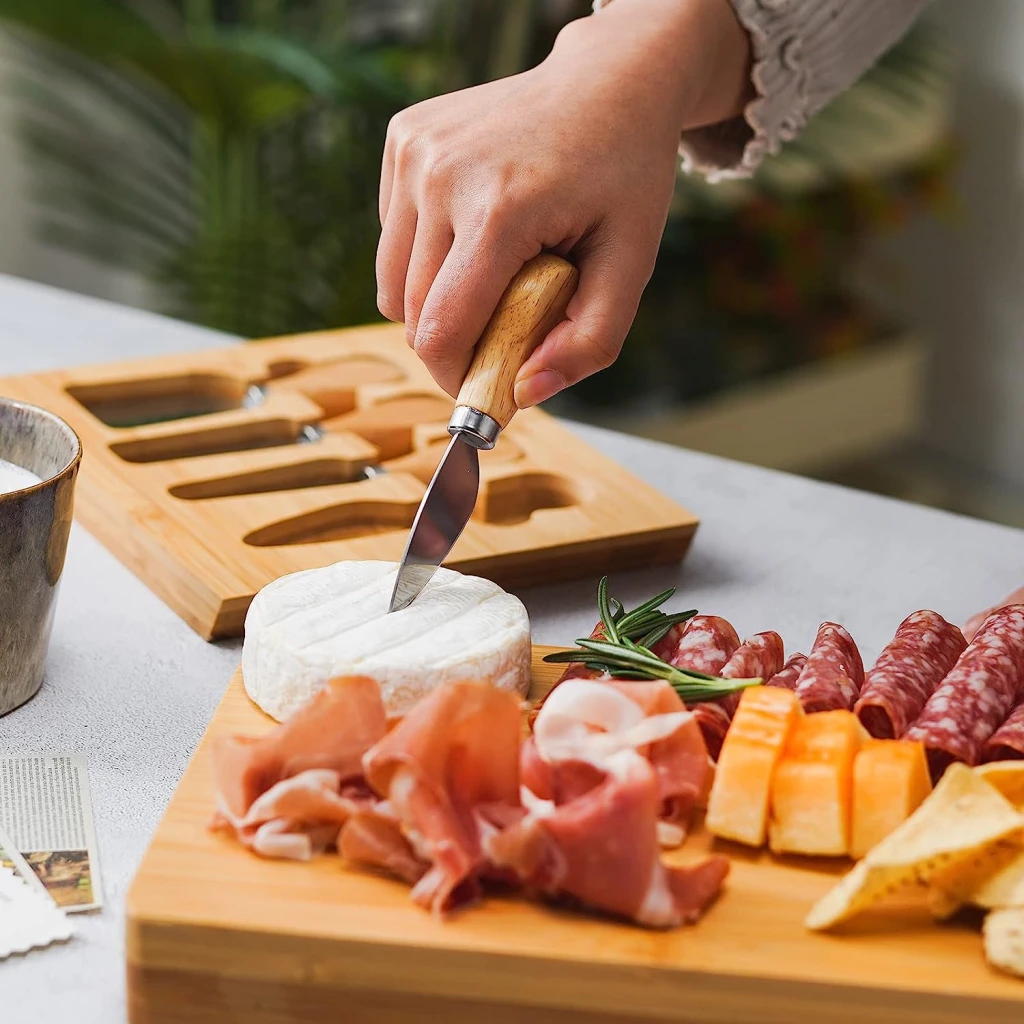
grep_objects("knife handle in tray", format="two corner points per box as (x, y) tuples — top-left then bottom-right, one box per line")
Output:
(456, 253), (579, 433)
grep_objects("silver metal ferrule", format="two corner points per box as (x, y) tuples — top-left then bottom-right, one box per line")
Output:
(448, 406), (500, 450)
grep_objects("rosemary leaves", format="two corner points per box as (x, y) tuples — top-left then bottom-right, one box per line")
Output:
(543, 577), (762, 704)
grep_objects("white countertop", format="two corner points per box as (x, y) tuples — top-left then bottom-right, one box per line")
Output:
(1, 272), (1023, 1022)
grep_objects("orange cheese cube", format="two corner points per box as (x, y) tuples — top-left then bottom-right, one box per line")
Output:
(768, 710), (868, 857)
(850, 738), (932, 858)
(705, 686), (803, 847)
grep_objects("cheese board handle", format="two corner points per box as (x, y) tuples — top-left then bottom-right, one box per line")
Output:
(452, 253), (578, 447)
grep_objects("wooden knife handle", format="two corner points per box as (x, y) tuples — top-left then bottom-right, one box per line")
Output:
(456, 253), (578, 430)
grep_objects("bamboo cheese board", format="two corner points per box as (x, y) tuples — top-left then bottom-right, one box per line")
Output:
(0, 325), (697, 639)
(126, 649), (1024, 1024)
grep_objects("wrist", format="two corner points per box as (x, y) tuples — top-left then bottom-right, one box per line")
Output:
(555, 0), (753, 133)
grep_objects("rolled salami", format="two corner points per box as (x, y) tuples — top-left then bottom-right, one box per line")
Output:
(793, 623), (864, 713)
(721, 631), (785, 685)
(982, 700), (1024, 763)
(905, 605), (1024, 779)
(766, 652), (807, 691)
(854, 610), (967, 739)
(666, 615), (740, 674)
(668, 616), (741, 760)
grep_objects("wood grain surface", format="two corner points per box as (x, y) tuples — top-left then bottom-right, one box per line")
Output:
(456, 253), (578, 430)
(125, 649), (1024, 1024)
(0, 323), (696, 639)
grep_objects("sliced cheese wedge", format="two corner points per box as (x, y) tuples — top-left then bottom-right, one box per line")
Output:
(850, 738), (932, 859)
(242, 560), (531, 720)
(705, 686), (803, 847)
(769, 709), (868, 857)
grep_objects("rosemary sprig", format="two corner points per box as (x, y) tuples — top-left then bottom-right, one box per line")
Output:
(543, 577), (762, 704)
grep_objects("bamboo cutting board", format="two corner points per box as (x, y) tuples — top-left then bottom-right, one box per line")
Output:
(125, 650), (1024, 1024)
(0, 325), (697, 640)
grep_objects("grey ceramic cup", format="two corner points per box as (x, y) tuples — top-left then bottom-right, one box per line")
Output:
(0, 398), (81, 716)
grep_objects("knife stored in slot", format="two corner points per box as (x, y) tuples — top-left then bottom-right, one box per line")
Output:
(388, 253), (579, 613)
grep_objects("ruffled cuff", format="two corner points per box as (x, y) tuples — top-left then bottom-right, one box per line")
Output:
(593, 0), (931, 182)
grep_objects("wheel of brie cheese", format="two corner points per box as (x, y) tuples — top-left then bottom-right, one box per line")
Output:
(242, 560), (532, 720)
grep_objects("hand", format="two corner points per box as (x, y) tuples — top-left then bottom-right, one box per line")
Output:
(376, 0), (752, 405)
(963, 588), (1024, 641)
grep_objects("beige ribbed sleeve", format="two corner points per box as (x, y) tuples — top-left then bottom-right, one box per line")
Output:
(594, 0), (934, 180)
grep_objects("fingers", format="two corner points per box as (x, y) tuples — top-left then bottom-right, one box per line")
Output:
(379, 117), (397, 226)
(412, 235), (533, 397)
(404, 215), (455, 347)
(513, 242), (649, 408)
(375, 192), (416, 323)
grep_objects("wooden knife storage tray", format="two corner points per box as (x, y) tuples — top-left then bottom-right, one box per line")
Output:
(0, 323), (697, 639)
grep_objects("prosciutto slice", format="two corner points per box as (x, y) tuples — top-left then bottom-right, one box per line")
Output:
(339, 805), (429, 884)
(528, 679), (711, 845)
(488, 749), (729, 928)
(362, 680), (522, 914)
(209, 676), (388, 858)
(210, 771), (375, 860)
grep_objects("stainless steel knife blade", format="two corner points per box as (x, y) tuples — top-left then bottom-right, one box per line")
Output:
(387, 253), (579, 613)
(388, 434), (479, 612)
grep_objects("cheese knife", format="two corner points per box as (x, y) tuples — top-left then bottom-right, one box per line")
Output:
(388, 253), (579, 612)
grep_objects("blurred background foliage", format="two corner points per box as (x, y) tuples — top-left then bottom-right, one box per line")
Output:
(0, 0), (953, 406)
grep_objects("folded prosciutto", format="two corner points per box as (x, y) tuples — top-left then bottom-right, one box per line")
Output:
(210, 673), (727, 930)
(525, 678), (712, 846)
(362, 680), (522, 913)
(489, 749), (728, 928)
(210, 675), (387, 859)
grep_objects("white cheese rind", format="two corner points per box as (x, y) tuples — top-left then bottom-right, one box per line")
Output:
(242, 560), (531, 720)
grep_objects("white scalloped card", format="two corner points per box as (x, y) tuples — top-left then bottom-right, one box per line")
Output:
(0, 864), (74, 959)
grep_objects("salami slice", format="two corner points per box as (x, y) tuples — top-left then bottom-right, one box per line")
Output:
(767, 653), (807, 691)
(854, 610), (967, 739)
(554, 621), (608, 685)
(981, 699), (1024, 763)
(793, 623), (864, 713)
(666, 615), (741, 675)
(904, 605), (1024, 779)
(721, 631), (786, 684)
(666, 616), (740, 760)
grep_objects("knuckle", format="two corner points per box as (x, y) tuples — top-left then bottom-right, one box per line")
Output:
(411, 315), (449, 359)
(579, 325), (621, 372)
(417, 147), (449, 190)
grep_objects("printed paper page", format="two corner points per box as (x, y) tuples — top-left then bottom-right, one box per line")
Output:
(0, 822), (52, 901)
(0, 755), (103, 912)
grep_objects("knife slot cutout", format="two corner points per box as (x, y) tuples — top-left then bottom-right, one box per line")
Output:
(476, 471), (585, 526)
(67, 373), (251, 428)
(243, 501), (416, 546)
(169, 458), (363, 499)
(261, 356), (407, 419)
(323, 392), (454, 459)
(110, 419), (311, 463)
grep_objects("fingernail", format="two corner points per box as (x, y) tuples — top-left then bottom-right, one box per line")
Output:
(514, 370), (564, 409)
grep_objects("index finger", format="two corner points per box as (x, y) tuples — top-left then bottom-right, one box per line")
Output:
(412, 236), (535, 398)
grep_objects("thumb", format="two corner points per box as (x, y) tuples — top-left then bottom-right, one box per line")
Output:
(513, 246), (649, 409)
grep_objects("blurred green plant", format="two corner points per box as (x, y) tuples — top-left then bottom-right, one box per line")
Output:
(0, 0), (951, 379)
(0, 0), (576, 337)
